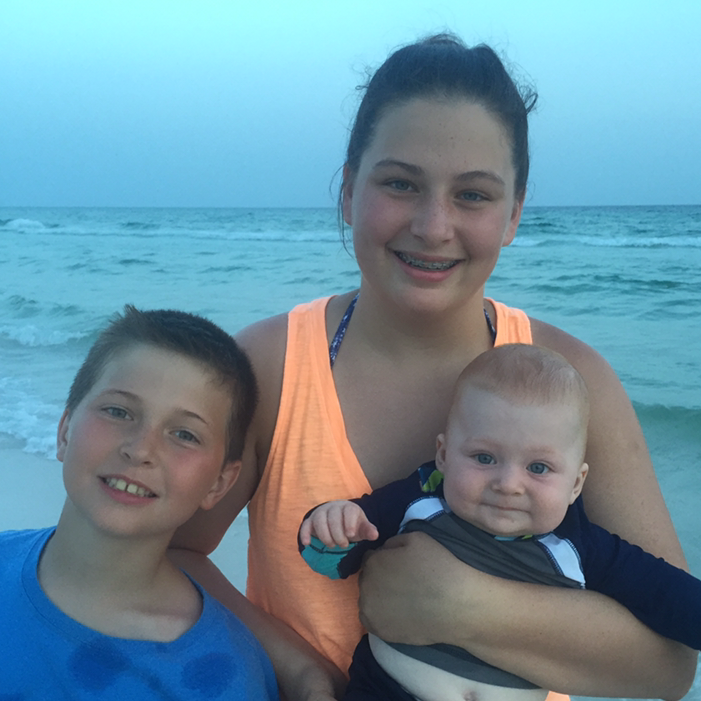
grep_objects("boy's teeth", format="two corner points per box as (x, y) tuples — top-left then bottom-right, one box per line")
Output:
(105, 477), (154, 498)
(396, 252), (458, 271)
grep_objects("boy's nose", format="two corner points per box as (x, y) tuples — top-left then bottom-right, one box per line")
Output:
(120, 427), (157, 465)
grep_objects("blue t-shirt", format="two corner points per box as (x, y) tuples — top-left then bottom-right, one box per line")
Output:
(0, 528), (280, 700)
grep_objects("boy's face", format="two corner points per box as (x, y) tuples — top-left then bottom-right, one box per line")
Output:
(436, 386), (588, 537)
(57, 344), (239, 539)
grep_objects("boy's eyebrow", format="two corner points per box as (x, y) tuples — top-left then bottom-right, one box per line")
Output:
(101, 389), (211, 426)
(372, 159), (505, 186)
(180, 410), (211, 427)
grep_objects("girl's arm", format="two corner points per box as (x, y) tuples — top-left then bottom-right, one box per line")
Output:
(171, 315), (345, 701)
(359, 533), (694, 699)
(170, 548), (345, 701)
(358, 322), (697, 699)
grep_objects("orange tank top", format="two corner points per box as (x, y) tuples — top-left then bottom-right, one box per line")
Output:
(246, 296), (568, 701)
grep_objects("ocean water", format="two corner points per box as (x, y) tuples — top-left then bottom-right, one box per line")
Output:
(1, 206), (700, 699)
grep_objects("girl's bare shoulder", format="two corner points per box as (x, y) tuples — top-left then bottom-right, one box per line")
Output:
(529, 316), (612, 380)
(235, 313), (289, 453)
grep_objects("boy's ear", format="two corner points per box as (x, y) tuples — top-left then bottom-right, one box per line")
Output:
(569, 462), (589, 504)
(199, 460), (242, 511)
(56, 408), (71, 462)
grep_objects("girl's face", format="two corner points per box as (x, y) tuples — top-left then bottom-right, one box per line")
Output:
(343, 98), (523, 316)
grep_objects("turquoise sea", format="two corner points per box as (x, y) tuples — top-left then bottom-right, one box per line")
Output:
(1, 206), (700, 699)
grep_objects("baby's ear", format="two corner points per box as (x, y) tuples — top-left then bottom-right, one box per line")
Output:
(569, 462), (589, 504)
(435, 433), (447, 470)
(56, 409), (71, 462)
(200, 460), (242, 511)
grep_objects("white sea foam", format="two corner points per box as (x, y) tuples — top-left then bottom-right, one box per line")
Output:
(0, 324), (87, 347)
(0, 218), (47, 231)
(0, 377), (61, 458)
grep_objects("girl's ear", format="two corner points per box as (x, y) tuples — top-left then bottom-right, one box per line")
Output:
(502, 194), (524, 248)
(341, 165), (354, 227)
(199, 460), (242, 511)
(56, 408), (71, 462)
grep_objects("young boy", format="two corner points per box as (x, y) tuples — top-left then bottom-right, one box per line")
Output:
(0, 305), (280, 700)
(299, 344), (701, 701)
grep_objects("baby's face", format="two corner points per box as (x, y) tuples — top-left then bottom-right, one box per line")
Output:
(436, 387), (588, 537)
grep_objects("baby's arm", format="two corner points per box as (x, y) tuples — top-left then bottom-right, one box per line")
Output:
(298, 465), (432, 580)
(298, 500), (384, 580)
(299, 501), (379, 549)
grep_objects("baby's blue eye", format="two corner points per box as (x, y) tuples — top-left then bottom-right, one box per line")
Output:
(528, 462), (549, 475)
(475, 453), (495, 465)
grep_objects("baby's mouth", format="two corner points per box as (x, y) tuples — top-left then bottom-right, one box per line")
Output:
(395, 251), (460, 271)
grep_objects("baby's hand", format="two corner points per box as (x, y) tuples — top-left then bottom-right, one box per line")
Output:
(299, 501), (379, 549)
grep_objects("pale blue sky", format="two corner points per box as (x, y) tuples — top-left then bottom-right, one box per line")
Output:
(2, 0), (699, 207)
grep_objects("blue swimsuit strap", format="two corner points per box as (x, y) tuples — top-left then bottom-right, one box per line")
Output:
(329, 294), (497, 367)
(329, 294), (358, 367)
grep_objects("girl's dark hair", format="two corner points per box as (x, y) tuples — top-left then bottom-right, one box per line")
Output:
(341, 33), (537, 205)
(66, 305), (258, 462)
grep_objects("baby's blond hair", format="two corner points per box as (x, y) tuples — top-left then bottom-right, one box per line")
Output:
(454, 344), (589, 454)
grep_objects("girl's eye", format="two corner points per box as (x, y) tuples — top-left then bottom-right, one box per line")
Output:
(386, 179), (414, 192)
(174, 429), (199, 444)
(103, 406), (129, 419)
(475, 453), (495, 465)
(458, 191), (486, 202)
(527, 462), (550, 475)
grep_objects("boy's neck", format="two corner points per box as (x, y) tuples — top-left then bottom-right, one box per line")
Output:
(37, 503), (202, 642)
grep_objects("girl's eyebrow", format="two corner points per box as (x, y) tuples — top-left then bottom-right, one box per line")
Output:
(372, 159), (505, 186)
(372, 159), (423, 175)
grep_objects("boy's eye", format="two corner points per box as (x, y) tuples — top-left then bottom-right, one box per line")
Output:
(475, 453), (495, 465)
(527, 462), (549, 475)
(174, 429), (199, 444)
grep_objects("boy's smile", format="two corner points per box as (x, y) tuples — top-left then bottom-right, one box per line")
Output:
(57, 344), (238, 539)
(100, 475), (157, 500)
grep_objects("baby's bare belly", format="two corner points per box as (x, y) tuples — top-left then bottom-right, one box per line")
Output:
(369, 635), (549, 701)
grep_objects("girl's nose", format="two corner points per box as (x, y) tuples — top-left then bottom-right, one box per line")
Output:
(410, 194), (454, 245)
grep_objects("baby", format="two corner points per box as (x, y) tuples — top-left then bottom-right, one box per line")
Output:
(299, 343), (701, 701)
